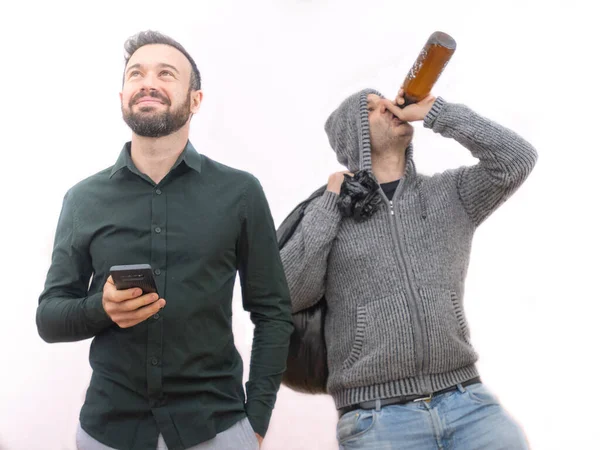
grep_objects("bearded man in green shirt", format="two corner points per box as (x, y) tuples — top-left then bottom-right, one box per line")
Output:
(36, 30), (293, 450)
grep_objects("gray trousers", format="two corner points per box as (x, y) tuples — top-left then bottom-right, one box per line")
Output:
(76, 418), (259, 450)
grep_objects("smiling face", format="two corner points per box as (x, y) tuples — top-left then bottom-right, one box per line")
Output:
(366, 94), (413, 153)
(120, 44), (202, 138)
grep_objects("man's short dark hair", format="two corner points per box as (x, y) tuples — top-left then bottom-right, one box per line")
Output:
(123, 30), (201, 90)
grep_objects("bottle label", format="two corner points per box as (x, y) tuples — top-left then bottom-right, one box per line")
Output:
(406, 47), (429, 80)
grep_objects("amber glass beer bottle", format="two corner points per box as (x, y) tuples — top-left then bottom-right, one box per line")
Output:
(401, 31), (456, 106)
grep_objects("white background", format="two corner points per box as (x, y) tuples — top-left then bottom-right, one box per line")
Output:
(1, 0), (598, 449)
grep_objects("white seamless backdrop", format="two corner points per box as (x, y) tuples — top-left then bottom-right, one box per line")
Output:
(1, 1), (598, 449)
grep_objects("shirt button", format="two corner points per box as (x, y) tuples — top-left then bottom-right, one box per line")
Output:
(150, 357), (159, 366)
(155, 189), (162, 195)
(154, 227), (162, 233)
(153, 313), (160, 320)
(154, 269), (161, 276)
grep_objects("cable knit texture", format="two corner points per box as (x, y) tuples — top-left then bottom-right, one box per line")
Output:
(280, 90), (538, 408)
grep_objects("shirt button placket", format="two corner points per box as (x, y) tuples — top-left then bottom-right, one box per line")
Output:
(147, 186), (168, 403)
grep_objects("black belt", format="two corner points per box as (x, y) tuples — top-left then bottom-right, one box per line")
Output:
(337, 377), (481, 418)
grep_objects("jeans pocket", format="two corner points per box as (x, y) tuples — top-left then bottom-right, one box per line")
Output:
(337, 409), (377, 444)
(466, 383), (499, 406)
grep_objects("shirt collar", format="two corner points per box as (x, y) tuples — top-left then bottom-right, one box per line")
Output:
(109, 140), (202, 179)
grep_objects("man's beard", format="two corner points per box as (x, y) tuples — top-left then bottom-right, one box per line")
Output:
(372, 124), (413, 152)
(122, 90), (191, 138)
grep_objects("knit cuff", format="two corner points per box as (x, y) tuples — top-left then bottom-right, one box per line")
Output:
(424, 97), (446, 129)
(316, 190), (340, 212)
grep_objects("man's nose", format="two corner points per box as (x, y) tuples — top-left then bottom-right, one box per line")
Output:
(376, 98), (389, 113)
(140, 73), (159, 90)
(381, 98), (392, 110)
(380, 99), (398, 116)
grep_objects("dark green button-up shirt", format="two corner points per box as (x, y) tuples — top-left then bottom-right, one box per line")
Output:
(37, 142), (293, 450)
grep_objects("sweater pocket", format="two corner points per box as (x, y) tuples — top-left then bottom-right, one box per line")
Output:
(450, 292), (470, 340)
(419, 287), (478, 373)
(342, 306), (367, 370)
(341, 292), (417, 384)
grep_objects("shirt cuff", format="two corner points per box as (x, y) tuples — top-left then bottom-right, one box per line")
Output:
(245, 400), (271, 438)
(83, 292), (113, 326)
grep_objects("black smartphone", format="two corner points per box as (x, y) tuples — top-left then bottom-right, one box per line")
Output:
(109, 264), (158, 294)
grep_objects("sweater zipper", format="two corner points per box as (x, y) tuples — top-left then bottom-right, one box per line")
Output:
(387, 191), (428, 379)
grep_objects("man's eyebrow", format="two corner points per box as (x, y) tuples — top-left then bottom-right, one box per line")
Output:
(125, 63), (180, 74)
(126, 63), (142, 74)
(157, 63), (180, 74)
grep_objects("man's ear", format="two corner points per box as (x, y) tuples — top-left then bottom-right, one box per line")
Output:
(190, 90), (203, 114)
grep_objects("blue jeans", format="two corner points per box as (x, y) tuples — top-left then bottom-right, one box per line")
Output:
(336, 383), (529, 450)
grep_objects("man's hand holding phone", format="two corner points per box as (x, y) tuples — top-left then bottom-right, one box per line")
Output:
(102, 276), (166, 328)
